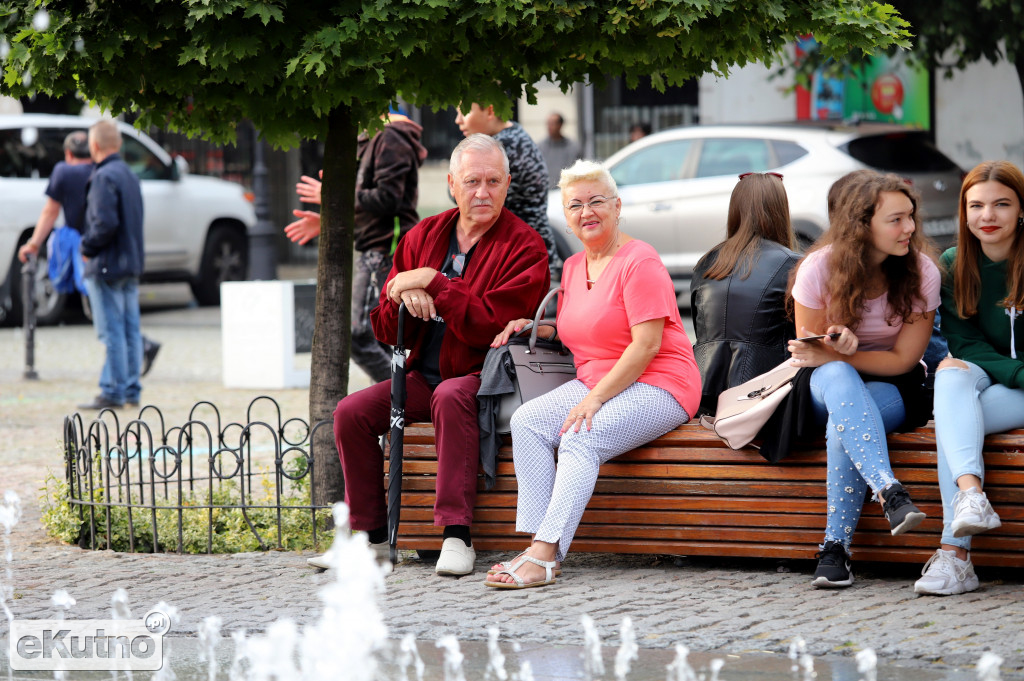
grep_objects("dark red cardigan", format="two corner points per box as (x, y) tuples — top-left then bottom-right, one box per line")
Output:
(371, 206), (551, 379)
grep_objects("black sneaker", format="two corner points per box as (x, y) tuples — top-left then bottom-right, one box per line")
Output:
(77, 395), (123, 410)
(812, 541), (854, 588)
(880, 483), (926, 535)
(141, 338), (161, 377)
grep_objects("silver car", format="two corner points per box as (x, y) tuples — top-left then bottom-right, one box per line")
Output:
(548, 124), (962, 306)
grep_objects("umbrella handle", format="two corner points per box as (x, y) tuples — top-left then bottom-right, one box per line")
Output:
(396, 302), (406, 347)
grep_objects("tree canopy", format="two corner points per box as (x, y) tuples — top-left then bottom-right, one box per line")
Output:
(0, 0), (911, 504)
(2, 0), (909, 146)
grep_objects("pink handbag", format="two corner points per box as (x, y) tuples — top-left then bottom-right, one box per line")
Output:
(699, 359), (798, 449)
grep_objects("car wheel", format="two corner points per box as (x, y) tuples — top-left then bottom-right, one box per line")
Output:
(190, 224), (248, 306)
(8, 248), (68, 326)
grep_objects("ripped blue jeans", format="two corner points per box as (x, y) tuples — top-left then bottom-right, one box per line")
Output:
(809, 361), (906, 549)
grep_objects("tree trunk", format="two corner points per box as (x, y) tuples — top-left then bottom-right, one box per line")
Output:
(310, 105), (358, 509)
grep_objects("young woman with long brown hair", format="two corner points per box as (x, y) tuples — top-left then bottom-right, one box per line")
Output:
(690, 172), (799, 417)
(788, 171), (940, 588)
(915, 161), (1024, 596)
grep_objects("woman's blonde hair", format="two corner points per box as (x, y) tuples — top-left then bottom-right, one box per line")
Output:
(557, 159), (617, 197)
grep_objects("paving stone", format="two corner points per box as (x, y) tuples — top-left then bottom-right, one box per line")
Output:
(3, 308), (1024, 678)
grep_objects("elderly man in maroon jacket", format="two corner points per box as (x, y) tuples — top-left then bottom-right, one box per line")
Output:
(326, 134), (550, 576)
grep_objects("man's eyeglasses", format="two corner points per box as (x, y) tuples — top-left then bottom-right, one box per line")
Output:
(738, 172), (783, 181)
(565, 196), (616, 213)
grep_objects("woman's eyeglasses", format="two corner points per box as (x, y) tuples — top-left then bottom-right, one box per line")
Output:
(566, 196), (615, 213)
(738, 172), (784, 181)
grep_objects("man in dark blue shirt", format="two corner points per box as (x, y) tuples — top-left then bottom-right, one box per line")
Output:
(77, 120), (146, 410)
(18, 132), (93, 292)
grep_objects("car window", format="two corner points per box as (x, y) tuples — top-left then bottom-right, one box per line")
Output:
(122, 135), (172, 180)
(770, 140), (809, 167)
(695, 138), (772, 178)
(843, 133), (959, 173)
(610, 140), (693, 186)
(0, 127), (78, 179)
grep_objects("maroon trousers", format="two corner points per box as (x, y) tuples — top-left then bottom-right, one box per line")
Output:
(333, 370), (482, 531)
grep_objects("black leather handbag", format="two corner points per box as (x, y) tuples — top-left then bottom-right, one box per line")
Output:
(496, 288), (577, 434)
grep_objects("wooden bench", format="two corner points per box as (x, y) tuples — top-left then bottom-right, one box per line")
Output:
(388, 423), (1024, 567)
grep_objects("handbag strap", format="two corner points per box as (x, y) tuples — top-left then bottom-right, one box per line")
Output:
(528, 287), (562, 352)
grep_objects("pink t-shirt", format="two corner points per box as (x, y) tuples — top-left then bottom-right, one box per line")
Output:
(557, 240), (700, 417)
(791, 246), (941, 351)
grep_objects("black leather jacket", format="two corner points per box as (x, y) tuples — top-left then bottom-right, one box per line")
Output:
(690, 239), (799, 417)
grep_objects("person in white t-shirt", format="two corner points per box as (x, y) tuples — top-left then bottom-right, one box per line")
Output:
(788, 171), (941, 589)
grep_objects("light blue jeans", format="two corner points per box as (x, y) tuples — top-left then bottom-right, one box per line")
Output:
(85, 275), (142, 405)
(934, 360), (1024, 549)
(809, 361), (906, 549)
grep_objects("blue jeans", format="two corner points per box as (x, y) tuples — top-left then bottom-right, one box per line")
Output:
(809, 361), (906, 549)
(934, 360), (1024, 550)
(84, 275), (142, 404)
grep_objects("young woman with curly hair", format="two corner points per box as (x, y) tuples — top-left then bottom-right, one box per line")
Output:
(788, 171), (940, 588)
(914, 161), (1024, 596)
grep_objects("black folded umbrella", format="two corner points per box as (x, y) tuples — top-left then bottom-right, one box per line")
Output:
(386, 303), (408, 565)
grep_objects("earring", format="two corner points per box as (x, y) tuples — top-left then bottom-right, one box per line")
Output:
(1018, 216), (1023, 229)
(565, 226), (572, 234)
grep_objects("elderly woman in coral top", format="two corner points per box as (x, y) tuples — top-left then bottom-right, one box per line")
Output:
(484, 160), (701, 589)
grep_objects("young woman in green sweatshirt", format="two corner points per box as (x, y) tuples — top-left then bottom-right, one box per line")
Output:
(916, 160), (1024, 596)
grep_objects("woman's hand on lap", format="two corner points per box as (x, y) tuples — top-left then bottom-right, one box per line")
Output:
(561, 394), (604, 434)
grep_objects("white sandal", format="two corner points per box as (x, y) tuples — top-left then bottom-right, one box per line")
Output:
(484, 554), (557, 589)
(487, 552), (562, 577)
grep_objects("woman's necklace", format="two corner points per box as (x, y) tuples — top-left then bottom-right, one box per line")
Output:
(585, 234), (623, 286)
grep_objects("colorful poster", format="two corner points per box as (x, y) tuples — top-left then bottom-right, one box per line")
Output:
(794, 38), (930, 130)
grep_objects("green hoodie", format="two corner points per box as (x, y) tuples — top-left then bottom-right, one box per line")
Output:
(939, 247), (1024, 389)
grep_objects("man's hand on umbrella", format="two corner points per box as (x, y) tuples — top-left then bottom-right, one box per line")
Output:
(397, 288), (435, 320)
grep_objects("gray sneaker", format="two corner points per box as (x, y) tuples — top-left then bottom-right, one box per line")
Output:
(914, 549), (979, 595)
(951, 487), (1002, 538)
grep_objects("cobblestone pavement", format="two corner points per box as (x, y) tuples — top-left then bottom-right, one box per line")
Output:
(2, 291), (1023, 679)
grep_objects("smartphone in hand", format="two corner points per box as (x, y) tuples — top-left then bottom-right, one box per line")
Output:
(795, 332), (841, 342)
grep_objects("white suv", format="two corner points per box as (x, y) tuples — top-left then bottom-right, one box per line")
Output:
(0, 114), (257, 324)
(548, 123), (962, 306)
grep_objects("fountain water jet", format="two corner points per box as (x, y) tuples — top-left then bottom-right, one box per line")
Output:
(198, 616), (223, 681)
(581, 613), (605, 680)
(396, 633), (425, 681)
(978, 652), (1004, 681)
(614, 617), (638, 681)
(110, 588), (134, 681)
(485, 625), (508, 681)
(856, 648), (877, 681)
(436, 635), (466, 681)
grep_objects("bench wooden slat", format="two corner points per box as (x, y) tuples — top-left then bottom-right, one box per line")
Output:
(386, 423), (1024, 568)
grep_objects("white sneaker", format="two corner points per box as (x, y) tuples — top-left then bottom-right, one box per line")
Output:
(914, 549), (980, 595)
(435, 537), (476, 576)
(951, 487), (1002, 538)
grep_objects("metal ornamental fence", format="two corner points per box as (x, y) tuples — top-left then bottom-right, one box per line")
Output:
(62, 397), (333, 554)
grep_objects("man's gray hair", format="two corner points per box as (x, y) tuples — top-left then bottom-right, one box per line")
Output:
(89, 119), (122, 153)
(449, 133), (509, 177)
(63, 131), (90, 159)
(557, 159), (617, 196)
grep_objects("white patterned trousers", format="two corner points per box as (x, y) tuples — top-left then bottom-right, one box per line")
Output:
(509, 379), (688, 561)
